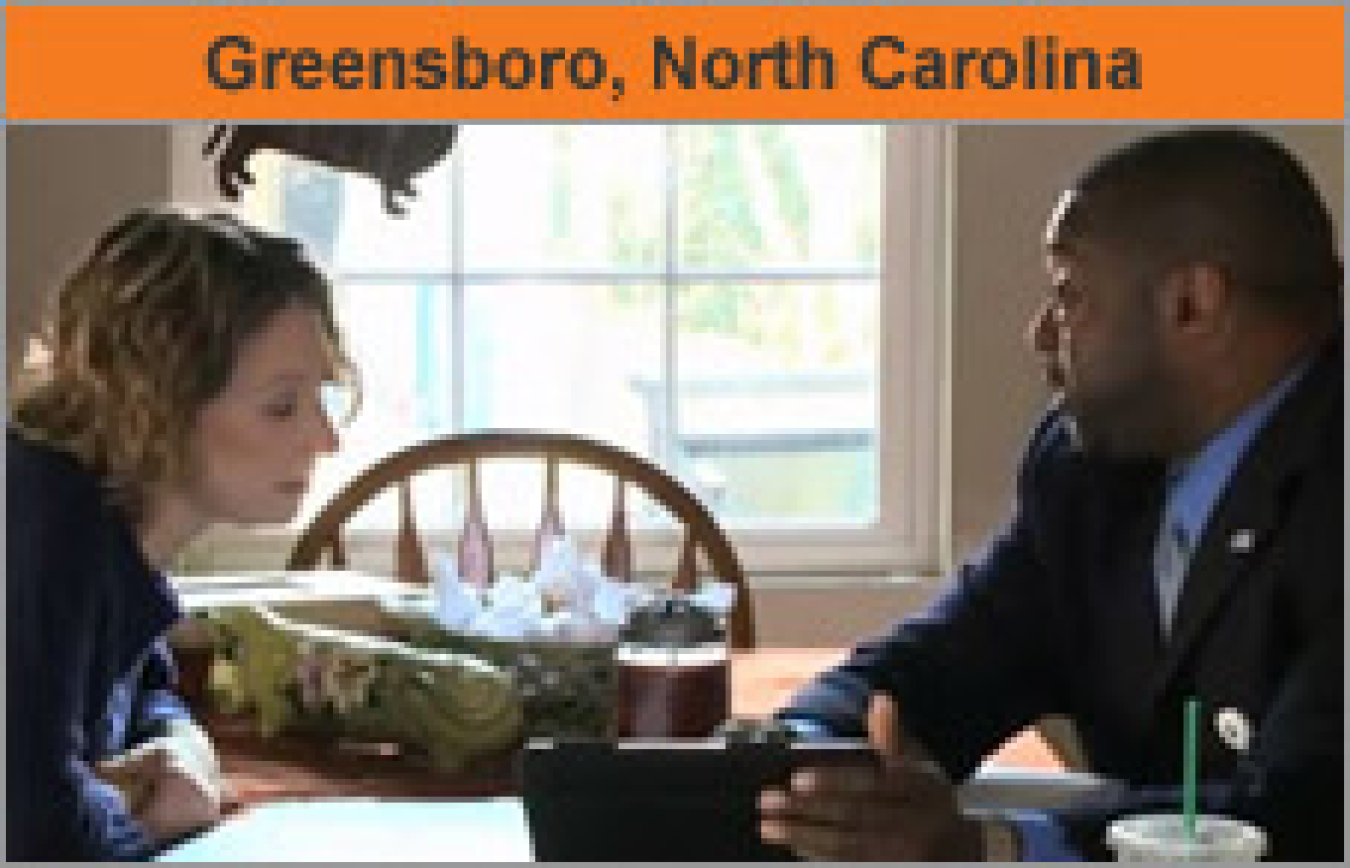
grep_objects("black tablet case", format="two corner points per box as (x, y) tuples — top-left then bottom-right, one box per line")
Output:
(520, 739), (876, 861)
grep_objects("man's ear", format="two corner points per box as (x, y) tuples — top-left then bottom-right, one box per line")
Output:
(1160, 262), (1231, 338)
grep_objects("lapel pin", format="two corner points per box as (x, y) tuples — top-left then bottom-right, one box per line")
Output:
(1214, 707), (1252, 753)
(1229, 529), (1256, 553)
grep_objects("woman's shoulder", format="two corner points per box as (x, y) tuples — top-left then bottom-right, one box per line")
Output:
(7, 427), (107, 524)
(7, 428), (129, 608)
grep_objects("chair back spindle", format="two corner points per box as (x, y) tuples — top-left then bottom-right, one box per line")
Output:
(672, 532), (699, 593)
(395, 480), (431, 586)
(458, 459), (495, 588)
(531, 457), (565, 574)
(328, 533), (348, 569)
(601, 479), (633, 582)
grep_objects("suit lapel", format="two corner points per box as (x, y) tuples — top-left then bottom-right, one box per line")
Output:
(1081, 457), (1169, 730)
(1149, 472), (1281, 697)
(1110, 492), (1171, 725)
(1148, 335), (1340, 700)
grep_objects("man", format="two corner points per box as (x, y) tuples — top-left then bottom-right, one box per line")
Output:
(762, 128), (1343, 860)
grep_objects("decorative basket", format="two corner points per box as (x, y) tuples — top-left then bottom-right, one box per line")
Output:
(194, 601), (619, 771)
(200, 605), (524, 772)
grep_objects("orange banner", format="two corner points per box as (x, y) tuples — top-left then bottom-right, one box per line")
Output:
(7, 5), (1343, 120)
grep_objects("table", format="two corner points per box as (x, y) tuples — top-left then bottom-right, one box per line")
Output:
(163, 648), (1070, 861)
(207, 648), (1064, 809)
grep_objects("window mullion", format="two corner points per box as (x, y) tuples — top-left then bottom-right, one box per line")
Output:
(450, 146), (466, 434)
(662, 124), (680, 480)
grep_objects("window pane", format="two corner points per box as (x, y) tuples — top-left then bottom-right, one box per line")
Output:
(676, 281), (879, 522)
(463, 282), (662, 444)
(462, 282), (664, 528)
(294, 281), (453, 531)
(461, 126), (665, 271)
(266, 154), (454, 274)
(677, 125), (882, 270)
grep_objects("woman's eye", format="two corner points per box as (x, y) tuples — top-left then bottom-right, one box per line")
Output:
(264, 400), (297, 419)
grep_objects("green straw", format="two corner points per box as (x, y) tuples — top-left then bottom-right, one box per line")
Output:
(1183, 697), (1200, 845)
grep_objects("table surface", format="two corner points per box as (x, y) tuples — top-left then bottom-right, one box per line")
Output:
(160, 798), (534, 862)
(208, 648), (1064, 809)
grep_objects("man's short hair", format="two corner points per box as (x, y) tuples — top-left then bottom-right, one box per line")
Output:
(1058, 127), (1342, 318)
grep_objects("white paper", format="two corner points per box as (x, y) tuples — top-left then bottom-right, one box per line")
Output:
(431, 551), (483, 631)
(423, 534), (736, 646)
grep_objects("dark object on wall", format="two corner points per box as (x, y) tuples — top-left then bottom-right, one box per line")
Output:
(203, 124), (459, 216)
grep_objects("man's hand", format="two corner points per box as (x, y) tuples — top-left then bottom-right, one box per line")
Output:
(96, 720), (225, 846)
(758, 692), (993, 861)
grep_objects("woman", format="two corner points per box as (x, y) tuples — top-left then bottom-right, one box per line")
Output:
(7, 206), (355, 860)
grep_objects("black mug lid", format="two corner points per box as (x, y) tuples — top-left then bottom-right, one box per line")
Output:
(620, 595), (724, 646)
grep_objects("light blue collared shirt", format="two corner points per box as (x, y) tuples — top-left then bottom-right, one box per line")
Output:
(1162, 360), (1309, 562)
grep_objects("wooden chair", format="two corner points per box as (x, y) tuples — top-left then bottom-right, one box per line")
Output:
(287, 431), (754, 648)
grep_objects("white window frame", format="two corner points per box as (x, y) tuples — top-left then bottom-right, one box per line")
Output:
(171, 124), (950, 579)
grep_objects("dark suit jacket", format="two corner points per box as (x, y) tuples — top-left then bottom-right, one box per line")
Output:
(779, 334), (1343, 860)
(6, 429), (191, 861)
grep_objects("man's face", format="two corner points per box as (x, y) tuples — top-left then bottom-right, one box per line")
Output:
(1027, 190), (1179, 459)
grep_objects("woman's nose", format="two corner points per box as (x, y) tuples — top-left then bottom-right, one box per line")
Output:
(312, 402), (340, 455)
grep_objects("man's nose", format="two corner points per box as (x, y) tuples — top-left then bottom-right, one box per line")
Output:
(1025, 297), (1060, 355)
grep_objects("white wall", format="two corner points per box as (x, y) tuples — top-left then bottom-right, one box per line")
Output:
(7, 124), (1342, 646)
(6, 126), (172, 383)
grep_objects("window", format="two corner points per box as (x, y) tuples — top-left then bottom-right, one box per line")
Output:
(175, 124), (947, 577)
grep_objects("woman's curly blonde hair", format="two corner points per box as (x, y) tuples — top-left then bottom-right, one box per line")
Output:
(11, 206), (355, 526)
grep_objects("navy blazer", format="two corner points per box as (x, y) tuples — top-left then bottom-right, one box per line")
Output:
(780, 334), (1343, 860)
(6, 430), (190, 861)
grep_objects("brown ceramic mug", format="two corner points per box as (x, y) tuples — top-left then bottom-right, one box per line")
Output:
(613, 596), (728, 738)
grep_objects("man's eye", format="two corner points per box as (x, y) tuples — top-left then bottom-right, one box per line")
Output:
(1052, 282), (1079, 309)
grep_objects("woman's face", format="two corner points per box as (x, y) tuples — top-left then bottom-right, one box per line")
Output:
(184, 304), (341, 526)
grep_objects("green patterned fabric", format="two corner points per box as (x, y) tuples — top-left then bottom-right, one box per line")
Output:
(202, 603), (621, 770)
(205, 606), (525, 772)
